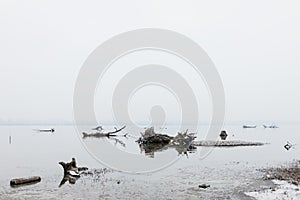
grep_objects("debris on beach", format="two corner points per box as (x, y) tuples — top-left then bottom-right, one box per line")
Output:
(198, 184), (210, 189)
(246, 179), (300, 200)
(58, 158), (88, 187)
(10, 176), (41, 187)
(81, 168), (113, 180)
(262, 160), (300, 185)
(248, 161), (300, 199)
(219, 130), (228, 140)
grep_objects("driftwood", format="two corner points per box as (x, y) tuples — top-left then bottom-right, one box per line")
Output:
(263, 160), (300, 185)
(59, 174), (79, 187)
(82, 126), (126, 138)
(137, 127), (197, 157)
(192, 140), (265, 147)
(137, 127), (196, 145)
(10, 176), (41, 187)
(58, 158), (88, 187)
(137, 127), (173, 144)
(59, 158), (88, 175)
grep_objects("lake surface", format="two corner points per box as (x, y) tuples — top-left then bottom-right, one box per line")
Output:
(0, 124), (299, 199)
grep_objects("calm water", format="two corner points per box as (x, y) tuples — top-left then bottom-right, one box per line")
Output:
(0, 124), (299, 199)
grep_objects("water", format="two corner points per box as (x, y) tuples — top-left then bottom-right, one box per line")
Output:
(0, 124), (299, 199)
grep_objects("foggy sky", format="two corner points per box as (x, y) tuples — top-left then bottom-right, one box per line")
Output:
(0, 0), (300, 123)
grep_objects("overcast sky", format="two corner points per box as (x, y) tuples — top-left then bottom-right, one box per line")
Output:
(0, 0), (299, 123)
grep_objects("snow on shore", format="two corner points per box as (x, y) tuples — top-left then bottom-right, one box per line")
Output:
(245, 180), (300, 200)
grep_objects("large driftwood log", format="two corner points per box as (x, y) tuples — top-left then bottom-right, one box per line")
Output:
(192, 140), (265, 147)
(10, 176), (41, 186)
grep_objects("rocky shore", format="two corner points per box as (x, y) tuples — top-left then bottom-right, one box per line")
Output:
(246, 160), (300, 199)
(263, 160), (300, 185)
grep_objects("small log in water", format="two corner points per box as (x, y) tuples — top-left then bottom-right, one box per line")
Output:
(10, 176), (41, 186)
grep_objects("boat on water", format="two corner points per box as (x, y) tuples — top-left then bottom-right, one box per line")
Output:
(263, 124), (279, 129)
(243, 125), (257, 128)
(34, 128), (55, 133)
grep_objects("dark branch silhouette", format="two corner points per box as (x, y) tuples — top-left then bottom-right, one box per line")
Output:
(82, 126), (126, 138)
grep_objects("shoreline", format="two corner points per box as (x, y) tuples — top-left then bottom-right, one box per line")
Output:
(245, 160), (300, 199)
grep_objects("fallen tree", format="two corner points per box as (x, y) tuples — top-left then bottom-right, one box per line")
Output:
(137, 127), (196, 144)
(192, 140), (266, 147)
(82, 126), (126, 138)
(137, 127), (197, 157)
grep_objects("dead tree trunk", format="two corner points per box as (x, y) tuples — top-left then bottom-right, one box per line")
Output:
(82, 126), (126, 138)
(10, 176), (41, 186)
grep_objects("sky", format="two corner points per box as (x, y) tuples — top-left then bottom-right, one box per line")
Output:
(0, 0), (300, 124)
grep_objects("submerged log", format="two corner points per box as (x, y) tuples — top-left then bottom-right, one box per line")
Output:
(192, 140), (265, 147)
(10, 176), (41, 186)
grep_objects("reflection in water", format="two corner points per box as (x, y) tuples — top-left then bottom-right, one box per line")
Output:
(82, 126), (128, 147)
(82, 134), (127, 147)
(138, 127), (197, 158)
(139, 141), (197, 158)
(82, 126), (198, 158)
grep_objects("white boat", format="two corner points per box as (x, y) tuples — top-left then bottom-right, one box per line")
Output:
(263, 124), (279, 128)
(243, 125), (257, 128)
